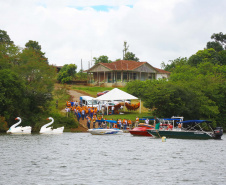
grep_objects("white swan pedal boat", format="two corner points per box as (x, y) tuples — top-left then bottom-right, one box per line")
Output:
(40, 117), (64, 134)
(7, 117), (31, 134)
(88, 128), (123, 135)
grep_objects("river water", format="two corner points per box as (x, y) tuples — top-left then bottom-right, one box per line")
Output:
(0, 133), (225, 185)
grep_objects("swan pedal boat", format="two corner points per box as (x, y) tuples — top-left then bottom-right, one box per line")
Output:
(88, 128), (123, 135)
(40, 117), (64, 134)
(7, 117), (31, 134)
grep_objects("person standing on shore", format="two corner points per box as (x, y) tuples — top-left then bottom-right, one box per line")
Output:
(145, 118), (149, 125)
(77, 111), (81, 122)
(135, 116), (139, 127)
(86, 115), (91, 129)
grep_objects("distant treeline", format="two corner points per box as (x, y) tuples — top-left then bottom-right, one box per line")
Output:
(126, 32), (226, 129)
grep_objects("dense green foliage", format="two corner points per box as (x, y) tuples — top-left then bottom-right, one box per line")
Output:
(127, 33), (226, 128)
(57, 64), (77, 83)
(93, 55), (112, 65)
(124, 52), (139, 62)
(0, 30), (78, 131)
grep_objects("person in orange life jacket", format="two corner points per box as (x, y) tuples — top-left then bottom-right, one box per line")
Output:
(128, 119), (132, 129)
(85, 108), (89, 117)
(92, 117), (96, 128)
(123, 119), (127, 130)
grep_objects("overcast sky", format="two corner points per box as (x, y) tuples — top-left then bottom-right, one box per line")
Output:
(1, 0), (226, 70)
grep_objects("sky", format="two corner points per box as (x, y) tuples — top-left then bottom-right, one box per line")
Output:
(1, 0), (226, 71)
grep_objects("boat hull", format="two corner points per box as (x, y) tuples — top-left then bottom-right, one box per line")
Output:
(147, 130), (213, 139)
(129, 124), (154, 137)
(129, 130), (152, 137)
(88, 128), (123, 135)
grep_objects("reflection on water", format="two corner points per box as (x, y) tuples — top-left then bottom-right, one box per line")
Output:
(0, 133), (225, 185)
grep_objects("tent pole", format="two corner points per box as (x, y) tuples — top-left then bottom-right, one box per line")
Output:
(140, 99), (141, 114)
(124, 100), (125, 112)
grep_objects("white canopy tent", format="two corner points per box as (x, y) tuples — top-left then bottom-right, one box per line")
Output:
(95, 88), (141, 115)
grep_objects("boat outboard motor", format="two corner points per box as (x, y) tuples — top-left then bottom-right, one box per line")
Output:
(213, 127), (223, 139)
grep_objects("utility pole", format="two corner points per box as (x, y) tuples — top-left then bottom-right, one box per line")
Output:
(81, 59), (83, 72)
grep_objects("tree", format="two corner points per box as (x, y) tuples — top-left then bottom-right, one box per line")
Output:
(161, 57), (188, 72)
(206, 41), (223, 52)
(57, 64), (77, 83)
(123, 41), (129, 59)
(0, 69), (26, 124)
(0, 30), (14, 46)
(211, 32), (226, 49)
(188, 48), (219, 66)
(24, 40), (48, 63)
(14, 49), (56, 125)
(93, 55), (112, 65)
(124, 52), (139, 62)
(76, 69), (87, 80)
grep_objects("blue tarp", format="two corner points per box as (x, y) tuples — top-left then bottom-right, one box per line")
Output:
(96, 120), (117, 123)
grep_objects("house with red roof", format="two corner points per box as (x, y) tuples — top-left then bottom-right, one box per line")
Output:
(86, 60), (170, 87)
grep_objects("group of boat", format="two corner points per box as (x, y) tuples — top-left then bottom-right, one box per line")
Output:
(6, 117), (64, 134)
(88, 117), (224, 140)
(7, 116), (223, 139)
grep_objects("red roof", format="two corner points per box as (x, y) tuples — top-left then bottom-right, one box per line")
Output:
(153, 67), (170, 74)
(87, 60), (170, 74)
(100, 60), (146, 71)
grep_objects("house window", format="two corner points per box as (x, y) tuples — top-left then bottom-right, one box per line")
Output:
(117, 72), (121, 81)
(148, 74), (155, 80)
(123, 72), (127, 81)
(133, 73), (137, 80)
(108, 73), (112, 83)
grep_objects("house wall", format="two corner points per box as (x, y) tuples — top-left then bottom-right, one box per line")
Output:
(156, 73), (168, 79)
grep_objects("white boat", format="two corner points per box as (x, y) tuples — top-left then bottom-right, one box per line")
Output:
(40, 117), (64, 134)
(7, 117), (31, 134)
(88, 128), (123, 135)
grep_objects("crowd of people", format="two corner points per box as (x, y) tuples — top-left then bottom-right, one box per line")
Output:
(65, 101), (140, 130)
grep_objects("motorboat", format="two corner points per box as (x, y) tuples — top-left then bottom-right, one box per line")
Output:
(7, 117), (31, 134)
(88, 119), (123, 135)
(129, 123), (154, 136)
(88, 128), (123, 135)
(147, 120), (223, 139)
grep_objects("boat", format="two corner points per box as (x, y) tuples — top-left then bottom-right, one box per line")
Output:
(147, 120), (223, 139)
(6, 117), (32, 134)
(128, 117), (181, 137)
(40, 117), (64, 134)
(88, 119), (123, 135)
(129, 123), (154, 136)
(88, 128), (123, 135)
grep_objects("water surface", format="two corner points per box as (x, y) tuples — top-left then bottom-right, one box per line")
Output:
(0, 133), (225, 185)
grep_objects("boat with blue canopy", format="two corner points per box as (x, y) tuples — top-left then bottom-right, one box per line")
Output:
(147, 120), (223, 139)
(88, 120), (123, 135)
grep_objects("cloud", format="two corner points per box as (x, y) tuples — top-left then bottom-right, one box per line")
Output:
(1, 0), (226, 70)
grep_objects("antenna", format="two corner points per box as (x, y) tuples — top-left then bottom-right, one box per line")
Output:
(81, 59), (83, 71)
(91, 50), (92, 67)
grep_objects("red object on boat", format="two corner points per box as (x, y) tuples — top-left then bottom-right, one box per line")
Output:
(129, 124), (154, 137)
